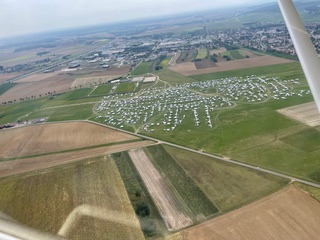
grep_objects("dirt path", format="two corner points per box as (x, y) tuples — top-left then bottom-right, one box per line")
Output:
(182, 185), (320, 240)
(128, 149), (193, 231)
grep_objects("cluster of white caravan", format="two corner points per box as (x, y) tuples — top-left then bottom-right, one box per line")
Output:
(95, 76), (309, 132)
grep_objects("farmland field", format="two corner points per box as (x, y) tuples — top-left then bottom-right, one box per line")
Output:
(24, 103), (96, 122)
(113, 151), (167, 238)
(72, 75), (121, 89)
(182, 186), (320, 240)
(145, 145), (219, 220)
(132, 61), (154, 75)
(0, 139), (154, 178)
(170, 55), (293, 76)
(195, 48), (208, 60)
(0, 78), (74, 103)
(0, 122), (138, 158)
(0, 83), (16, 96)
(0, 156), (145, 240)
(129, 148), (193, 231)
(164, 145), (289, 211)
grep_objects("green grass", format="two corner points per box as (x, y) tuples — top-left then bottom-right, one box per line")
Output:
(114, 82), (136, 93)
(145, 145), (219, 220)
(25, 103), (95, 122)
(132, 61), (154, 75)
(157, 69), (195, 84)
(164, 145), (289, 212)
(160, 57), (171, 68)
(196, 48), (208, 60)
(0, 98), (47, 125)
(281, 128), (320, 152)
(113, 151), (167, 238)
(90, 84), (114, 96)
(0, 156), (145, 240)
(191, 62), (304, 81)
(58, 88), (93, 100)
(0, 83), (16, 96)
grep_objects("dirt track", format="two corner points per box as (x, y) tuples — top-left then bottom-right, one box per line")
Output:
(0, 122), (138, 158)
(169, 55), (293, 76)
(0, 140), (154, 178)
(182, 186), (320, 240)
(128, 149), (193, 231)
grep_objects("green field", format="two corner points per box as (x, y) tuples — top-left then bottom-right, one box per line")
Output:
(191, 62), (305, 81)
(156, 69), (195, 84)
(145, 145), (219, 220)
(90, 84), (114, 96)
(0, 156), (145, 240)
(114, 82), (137, 93)
(281, 128), (320, 153)
(24, 103), (95, 122)
(0, 83), (16, 96)
(196, 48), (208, 60)
(164, 145), (289, 211)
(113, 151), (167, 238)
(0, 98), (48, 125)
(229, 50), (245, 59)
(160, 57), (171, 68)
(132, 61), (154, 75)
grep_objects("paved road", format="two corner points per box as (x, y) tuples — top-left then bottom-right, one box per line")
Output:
(83, 120), (320, 189)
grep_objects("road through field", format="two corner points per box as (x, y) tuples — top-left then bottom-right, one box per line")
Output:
(128, 148), (193, 231)
(91, 121), (320, 189)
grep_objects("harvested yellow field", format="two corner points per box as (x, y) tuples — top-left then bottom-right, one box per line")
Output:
(0, 122), (138, 158)
(71, 75), (121, 88)
(0, 156), (145, 240)
(182, 186), (320, 240)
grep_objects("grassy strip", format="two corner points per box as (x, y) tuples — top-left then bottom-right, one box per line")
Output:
(113, 151), (167, 238)
(114, 82), (136, 93)
(90, 84), (114, 96)
(24, 103), (95, 122)
(0, 83), (16, 96)
(0, 139), (143, 162)
(145, 145), (219, 219)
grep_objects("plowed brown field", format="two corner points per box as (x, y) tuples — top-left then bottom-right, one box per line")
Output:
(0, 122), (138, 158)
(182, 186), (320, 240)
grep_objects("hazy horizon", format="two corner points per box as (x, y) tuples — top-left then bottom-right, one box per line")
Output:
(0, 0), (276, 38)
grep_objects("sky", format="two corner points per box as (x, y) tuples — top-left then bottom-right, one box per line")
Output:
(0, 0), (273, 38)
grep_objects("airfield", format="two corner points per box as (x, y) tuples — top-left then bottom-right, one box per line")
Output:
(1, 21), (320, 240)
